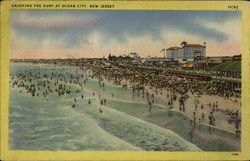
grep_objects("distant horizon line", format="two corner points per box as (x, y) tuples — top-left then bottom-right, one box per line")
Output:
(10, 54), (241, 60)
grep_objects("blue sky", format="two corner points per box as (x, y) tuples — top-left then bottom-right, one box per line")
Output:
(11, 10), (241, 59)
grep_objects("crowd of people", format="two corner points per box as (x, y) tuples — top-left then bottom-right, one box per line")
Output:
(10, 66), (94, 110)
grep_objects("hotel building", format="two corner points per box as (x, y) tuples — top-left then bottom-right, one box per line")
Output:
(166, 41), (206, 61)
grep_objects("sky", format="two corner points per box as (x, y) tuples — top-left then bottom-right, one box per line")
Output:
(11, 10), (241, 59)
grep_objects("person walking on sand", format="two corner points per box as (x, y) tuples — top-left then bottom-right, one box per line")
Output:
(104, 98), (106, 105)
(99, 107), (103, 113)
(201, 104), (204, 110)
(168, 101), (173, 116)
(194, 96), (199, 111)
(201, 113), (205, 121)
(208, 111), (214, 133)
(179, 97), (183, 112)
(193, 111), (197, 129)
(148, 101), (152, 113)
(189, 120), (194, 139)
(179, 95), (185, 112)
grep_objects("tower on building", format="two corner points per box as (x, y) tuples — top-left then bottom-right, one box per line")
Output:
(181, 41), (187, 47)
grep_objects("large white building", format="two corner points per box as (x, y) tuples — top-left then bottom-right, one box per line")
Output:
(166, 47), (181, 59)
(166, 41), (206, 61)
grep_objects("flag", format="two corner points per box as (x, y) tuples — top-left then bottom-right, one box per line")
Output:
(160, 48), (165, 52)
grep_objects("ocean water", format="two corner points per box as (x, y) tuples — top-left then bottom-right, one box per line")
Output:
(9, 63), (202, 151)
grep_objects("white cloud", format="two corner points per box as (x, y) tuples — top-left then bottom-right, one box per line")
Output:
(12, 12), (99, 31)
(200, 19), (241, 41)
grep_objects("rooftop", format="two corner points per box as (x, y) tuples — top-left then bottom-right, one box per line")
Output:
(166, 47), (181, 50)
(183, 44), (206, 48)
(167, 42), (206, 51)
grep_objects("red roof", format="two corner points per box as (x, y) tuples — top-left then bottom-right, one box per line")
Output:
(183, 44), (206, 48)
(166, 47), (181, 50)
